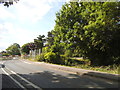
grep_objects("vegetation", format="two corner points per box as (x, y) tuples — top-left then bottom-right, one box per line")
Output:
(32, 1), (120, 74)
(65, 63), (119, 74)
(20, 35), (46, 56)
(21, 43), (31, 55)
(34, 35), (46, 53)
(51, 1), (120, 66)
(6, 43), (21, 56)
(3, 1), (120, 74)
(35, 53), (45, 62)
(0, 0), (19, 7)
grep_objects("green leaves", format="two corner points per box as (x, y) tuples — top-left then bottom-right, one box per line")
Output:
(34, 35), (46, 50)
(46, 1), (120, 66)
(21, 43), (31, 55)
(6, 43), (20, 55)
(0, 0), (19, 7)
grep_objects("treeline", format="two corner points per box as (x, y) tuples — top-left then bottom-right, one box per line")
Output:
(43, 1), (120, 66)
(0, 43), (21, 56)
(1, 1), (120, 66)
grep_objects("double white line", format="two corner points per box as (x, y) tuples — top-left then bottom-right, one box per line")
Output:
(1, 67), (42, 90)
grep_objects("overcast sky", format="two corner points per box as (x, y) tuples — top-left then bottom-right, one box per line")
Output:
(0, 0), (70, 51)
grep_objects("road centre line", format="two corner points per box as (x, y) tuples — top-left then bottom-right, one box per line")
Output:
(5, 67), (42, 90)
(22, 61), (31, 64)
(1, 68), (26, 89)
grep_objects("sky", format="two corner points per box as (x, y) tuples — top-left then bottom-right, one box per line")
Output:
(0, 0), (119, 52)
(0, 0), (70, 52)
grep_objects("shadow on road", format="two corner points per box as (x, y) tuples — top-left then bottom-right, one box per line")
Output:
(16, 71), (119, 89)
(0, 64), (5, 68)
(82, 71), (120, 82)
(0, 59), (119, 89)
(1, 70), (119, 89)
(2, 74), (22, 89)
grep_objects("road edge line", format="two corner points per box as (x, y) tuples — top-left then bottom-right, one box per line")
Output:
(5, 67), (42, 90)
(1, 68), (26, 89)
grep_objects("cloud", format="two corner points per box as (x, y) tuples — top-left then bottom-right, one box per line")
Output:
(0, 22), (46, 49)
(0, 0), (56, 23)
(11, 0), (52, 23)
(0, 0), (70, 23)
(0, 23), (10, 40)
(0, 7), (15, 20)
(0, 0), (68, 51)
(0, 43), (9, 51)
(14, 0), (72, 23)
(0, 0), (55, 51)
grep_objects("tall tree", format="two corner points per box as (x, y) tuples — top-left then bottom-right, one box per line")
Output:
(34, 35), (46, 53)
(46, 31), (54, 46)
(52, 1), (120, 65)
(21, 43), (31, 55)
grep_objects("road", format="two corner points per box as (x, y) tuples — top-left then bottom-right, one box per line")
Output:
(0, 59), (119, 89)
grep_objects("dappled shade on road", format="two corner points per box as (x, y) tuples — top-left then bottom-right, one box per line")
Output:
(15, 71), (119, 89)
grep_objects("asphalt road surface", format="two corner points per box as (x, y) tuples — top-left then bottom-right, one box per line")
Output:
(0, 59), (119, 89)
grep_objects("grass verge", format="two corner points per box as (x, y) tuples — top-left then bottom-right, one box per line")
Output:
(22, 57), (119, 75)
(69, 58), (119, 74)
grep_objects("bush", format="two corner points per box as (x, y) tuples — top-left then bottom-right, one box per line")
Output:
(42, 47), (50, 53)
(2, 53), (10, 56)
(60, 55), (69, 65)
(60, 55), (89, 66)
(44, 52), (61, 64)
(64, 50), (72, 57)
(35, 53), (45, 61)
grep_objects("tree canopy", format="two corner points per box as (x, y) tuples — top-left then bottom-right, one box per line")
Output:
(34, 35), (46, 53)
(6, 43), (21, 55)
(50, 1), (120, 65)
(3, 1), (120, 66)
(21, 43), (31, 55)
(0, 0), (19, 7)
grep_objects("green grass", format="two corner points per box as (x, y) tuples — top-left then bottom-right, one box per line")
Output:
(56, 63), (119, 74)
(54, 59), (119, 75)
(68, 58), (119, 74)
(73, 64), (119, 74)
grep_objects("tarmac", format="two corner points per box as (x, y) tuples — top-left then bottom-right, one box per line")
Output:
(23, 59), (120, 82)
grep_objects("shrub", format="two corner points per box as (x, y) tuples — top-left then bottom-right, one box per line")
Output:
(42, 47), (50, 53)
(2, 53), (10, 56)
(60, 55), (89, 66)
(44, 52), (61, 64)
(64, 50), (72, 57)
(60, 55), (69, 65)
(35, 53), (45, 61)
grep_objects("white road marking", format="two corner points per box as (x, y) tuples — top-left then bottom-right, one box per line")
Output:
(1, 68), (26, 89)
(23, 61), (31, 64)
(21, 60), (77, 74)
(0, 61), (6, 64)
(34, 62), (44, 64)
(6, 67), (42, 90)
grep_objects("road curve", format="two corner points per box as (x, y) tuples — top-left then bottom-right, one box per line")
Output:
(0, 59), (119, 89)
